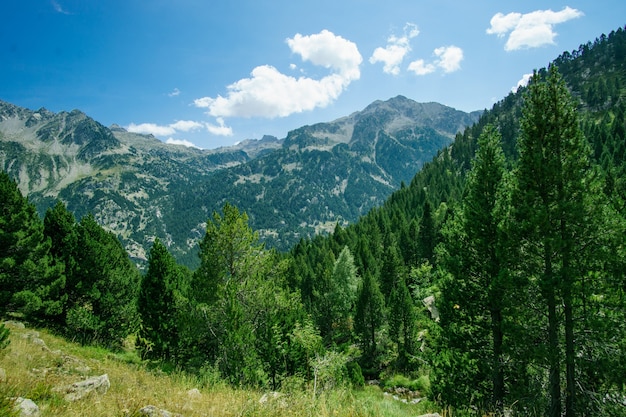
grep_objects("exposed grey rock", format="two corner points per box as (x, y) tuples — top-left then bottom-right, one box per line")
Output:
(138, 405), (183, 417)
(259, 391), (287, 408)
(3, 320), (25, 329)
(422, 295), (440, 322)
(186, 388), (201, 398)
(417, 414), (441, 417)
(13, 397), (40, 417)
(55, 373), (110, 401)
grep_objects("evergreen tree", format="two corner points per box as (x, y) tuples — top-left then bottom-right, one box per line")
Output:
(43, 201), (79, 327)
(324, 246), (359, 345)
(188, 203), (307, 386)
(354, 270), (385, 375)
(138, 238), (183, 360)
(510, 66), (604, 416)
(435, 124), (508, 413)
(0, 172), (64, 322)
(417, 200), (436, 265)
(388, 273), (416, 371)
(66, 214), (140, 348)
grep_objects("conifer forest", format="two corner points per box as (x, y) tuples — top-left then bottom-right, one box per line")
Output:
(2, 26), (626, 417)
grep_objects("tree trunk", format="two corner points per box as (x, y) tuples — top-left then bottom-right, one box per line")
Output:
(547, 284), (562, 417)
(491, 307), (505, 414)
(564, 287), (575, 417)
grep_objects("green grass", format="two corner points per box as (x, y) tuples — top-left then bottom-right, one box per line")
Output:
(0, 321), (446, 417)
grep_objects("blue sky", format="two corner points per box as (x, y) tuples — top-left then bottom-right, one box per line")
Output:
(2, 1), (624, 149)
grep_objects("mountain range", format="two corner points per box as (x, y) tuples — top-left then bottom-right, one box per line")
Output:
(0, 95), (480, 266)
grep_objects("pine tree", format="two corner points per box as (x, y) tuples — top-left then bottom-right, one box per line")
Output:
(324, 246), (359, 345)
(138, 238), (183, 360)
(389, 273), (415, 371)
(511, 65), (600, 417)
(435, 124), (508, 413)
(354, 270), (385, 374)
(0, 172), (65, 322)
(66, 214), (140, 348)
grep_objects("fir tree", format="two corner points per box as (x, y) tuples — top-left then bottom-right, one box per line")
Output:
(0, 172), (64, 322)
(138, 238), (183, 360)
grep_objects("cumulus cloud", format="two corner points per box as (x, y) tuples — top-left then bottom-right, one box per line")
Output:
(168, 88), (181, 97)
(193, 30), (362, 119)
(433, 46), (464, 73)
(369, 23), (419, 75)
(487, 7), (583, 51)
(169, 120), (205, 132)
(407, 45), (464, 76)
(206, 118), (233, 136)
(127, 123), (176, 136)
(512, 72), (533, 92)
(407, 59), (435, 76)
(127, 118), (232, 138)
(166, 138), (201, 148)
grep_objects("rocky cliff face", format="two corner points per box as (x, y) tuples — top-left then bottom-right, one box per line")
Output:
(0, 97), (480, 266)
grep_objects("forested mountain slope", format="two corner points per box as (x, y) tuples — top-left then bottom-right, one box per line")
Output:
(0, 96), (479, 266)
(289, 25), (626, 416)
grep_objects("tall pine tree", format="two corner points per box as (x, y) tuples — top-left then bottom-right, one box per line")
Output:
(138, 238), (184, 360)
(511, 65), (602, 417)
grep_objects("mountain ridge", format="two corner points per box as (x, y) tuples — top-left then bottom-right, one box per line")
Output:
(0, 96), (480, 266)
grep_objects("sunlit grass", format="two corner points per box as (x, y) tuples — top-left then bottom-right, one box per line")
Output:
(0, 321), (445, 416)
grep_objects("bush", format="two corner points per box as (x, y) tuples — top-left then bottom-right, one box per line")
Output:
(346, 361), (365, 388)
(382, 373), (430, 394)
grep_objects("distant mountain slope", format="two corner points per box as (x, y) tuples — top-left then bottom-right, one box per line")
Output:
(0, 96), (479, 266)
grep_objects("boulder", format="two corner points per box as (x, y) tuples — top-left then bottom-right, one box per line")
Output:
(422, 295), (440, 322)
(3, 320), (25, 329)
(13, 397), (40, 417)
(186, 388), (201, 398)
(55, 374), (110, 401)
(138, 405), (183, 417)
(259, 391), (287, 408)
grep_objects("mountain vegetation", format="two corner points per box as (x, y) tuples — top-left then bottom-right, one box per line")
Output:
(0, 96), (478, 268)
(1, 24), (626, 417)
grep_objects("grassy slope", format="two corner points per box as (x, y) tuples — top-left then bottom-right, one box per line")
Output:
(0, 321), (444, 417)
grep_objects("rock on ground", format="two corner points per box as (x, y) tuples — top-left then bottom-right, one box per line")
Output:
(138, 405), (183, 417)
(55, 374), (110, 401)
(13, 397), (40, 417)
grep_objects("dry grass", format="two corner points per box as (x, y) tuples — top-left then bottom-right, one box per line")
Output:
(0, 321), (443, 417)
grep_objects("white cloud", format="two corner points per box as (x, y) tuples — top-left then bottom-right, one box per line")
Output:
(433, 46), (463, 73)
(193, 30), (362, 119)
(407, 59), (435, 76)
(512, 72), (533, 92)
(51, 0), (71, 15)
(487, 7), (584, 51)
(127, 120), (205, 136)
(369, 23), (419, 75)
(206, 117), (233, 136)
(166, 138), (201, 149)
(126, 123), (176, 136)
(169, 120), (204, 132)
(168, 88), (181, 97)
(407, 45), (463, 76)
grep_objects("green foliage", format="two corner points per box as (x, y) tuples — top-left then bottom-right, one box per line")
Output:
(0, 171), (65, 323)
(137, 238), (186, 360)
(433, 124), (508, 412)
(0, 322), (9, 353)
(354, 270), (385, 375)
(183, 203), (312, 388)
